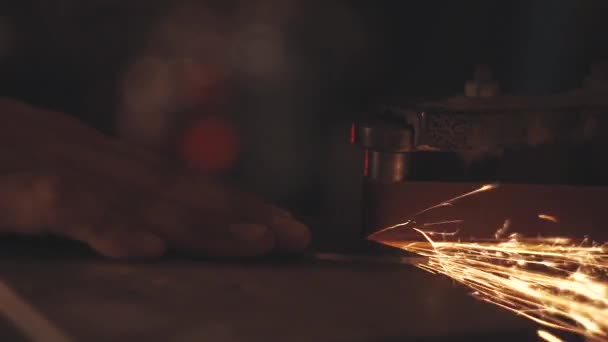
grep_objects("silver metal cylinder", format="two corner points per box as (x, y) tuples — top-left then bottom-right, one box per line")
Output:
(365, 151), (409, 183)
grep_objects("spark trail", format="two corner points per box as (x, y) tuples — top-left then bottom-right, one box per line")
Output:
(371, 185), (608, 342)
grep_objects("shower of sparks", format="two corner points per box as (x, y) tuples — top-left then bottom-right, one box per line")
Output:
(371, 184), (608, 342)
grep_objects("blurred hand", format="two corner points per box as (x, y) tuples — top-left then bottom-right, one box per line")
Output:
(0, 98), (310, 258)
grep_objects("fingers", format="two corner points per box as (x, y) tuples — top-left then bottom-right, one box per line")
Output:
(63, 225), (166, 259)
(137, 198), (276, 257)
(60, 183), (169, 259)
(0, 172), (166, 259)
(0, 170), (304, 259)
(161, 178), (311, 253)
(177, 223), (276, 258)
(232, 192), (311, 252)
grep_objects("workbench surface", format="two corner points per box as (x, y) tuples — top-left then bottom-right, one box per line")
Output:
(0, 240), (548, 342)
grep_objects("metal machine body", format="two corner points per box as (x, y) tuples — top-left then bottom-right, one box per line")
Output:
(353, 65), (608, 237)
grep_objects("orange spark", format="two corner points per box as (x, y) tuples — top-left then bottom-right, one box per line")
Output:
(538, 329), (564, 342)
(538, 214), (559, 223)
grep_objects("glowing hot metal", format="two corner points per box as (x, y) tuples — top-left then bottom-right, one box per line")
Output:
(370, 184), (608, 342)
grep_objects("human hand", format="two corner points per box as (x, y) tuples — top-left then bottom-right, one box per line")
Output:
(0, 98), (310, 258)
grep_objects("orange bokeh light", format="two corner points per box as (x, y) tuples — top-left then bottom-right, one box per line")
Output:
(180, 116), (240, 173)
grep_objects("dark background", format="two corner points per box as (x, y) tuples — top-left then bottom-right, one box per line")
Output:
(1, 0), (607, 215)
(2, 1), (607, 115)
